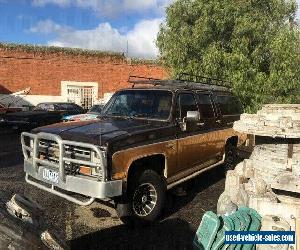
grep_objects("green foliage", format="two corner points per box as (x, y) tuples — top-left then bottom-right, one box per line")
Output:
(130, 58), (162, 65)
(0, 42), (125, 59)
(157, 0), (300, 112)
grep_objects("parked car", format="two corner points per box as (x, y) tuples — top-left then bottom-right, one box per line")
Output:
(21, 75), (246, 222)
(62, 104), (103, 122)
(0, 102), (23, 114)
(1, 102), (84, 131)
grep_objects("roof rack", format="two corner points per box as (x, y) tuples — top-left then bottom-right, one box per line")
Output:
(128, 74), (231, 92)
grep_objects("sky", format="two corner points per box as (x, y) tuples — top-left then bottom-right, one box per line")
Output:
(0, 0), (299, 59)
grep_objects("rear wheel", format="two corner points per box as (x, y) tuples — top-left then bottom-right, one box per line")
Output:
(224, 143), (237, 173)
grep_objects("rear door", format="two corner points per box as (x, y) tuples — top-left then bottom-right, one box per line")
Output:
(195, 91), (221, 161)
(212, 93), (244, 153)
(213, 93), (243, 128)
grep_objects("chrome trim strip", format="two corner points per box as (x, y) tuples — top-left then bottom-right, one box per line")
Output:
(166, 154), (225, 189)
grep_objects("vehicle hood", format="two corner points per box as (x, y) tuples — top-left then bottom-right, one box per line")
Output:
(32, 117), (168, 145)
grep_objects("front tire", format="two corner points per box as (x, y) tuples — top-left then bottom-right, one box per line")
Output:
(128, 169), (166, 222)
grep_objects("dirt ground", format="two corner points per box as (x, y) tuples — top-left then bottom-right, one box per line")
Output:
(0, 128), (236, 250)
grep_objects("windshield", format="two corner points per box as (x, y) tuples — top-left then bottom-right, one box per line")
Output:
(89, 105), (103, 113)
(102, 90), (172, 120)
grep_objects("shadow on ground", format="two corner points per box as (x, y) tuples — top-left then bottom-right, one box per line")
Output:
(70, 218), (195, 250)
(68, 167), (229, 250)
(163, 165), (226, 219)
(68, 157), (247, 250)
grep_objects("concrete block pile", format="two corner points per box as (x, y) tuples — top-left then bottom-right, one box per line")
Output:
(193, 104), (300, 249)
(217, 104), (300, 250)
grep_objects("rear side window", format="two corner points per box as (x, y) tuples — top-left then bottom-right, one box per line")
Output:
(58, 103), (80, 111)
(197, 92), (215, 118)
(56, 104), (69, 110)
(35, 103), (55, 111)
(216, 95), (243, 115)
(66, 103), (78, 111)
(176, 93), (198, 119)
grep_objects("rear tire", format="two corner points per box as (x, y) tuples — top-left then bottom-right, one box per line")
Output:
(224, 143), (237, 173)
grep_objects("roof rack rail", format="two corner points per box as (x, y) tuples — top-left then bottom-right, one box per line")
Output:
(128, 74), (231, 92)
(178, 73), (231, 87)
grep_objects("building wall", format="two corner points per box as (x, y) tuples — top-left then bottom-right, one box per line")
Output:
(0, 46), (168, 107)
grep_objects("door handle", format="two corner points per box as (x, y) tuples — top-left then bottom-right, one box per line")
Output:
(197, 122), (205, 126)
(216, 119), (221, 124)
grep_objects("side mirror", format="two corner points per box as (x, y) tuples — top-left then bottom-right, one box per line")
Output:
(185, 111), (200, 122)
(180, 111), (201, 131)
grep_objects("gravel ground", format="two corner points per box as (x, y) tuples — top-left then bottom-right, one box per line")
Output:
(0, 129), (237, 250)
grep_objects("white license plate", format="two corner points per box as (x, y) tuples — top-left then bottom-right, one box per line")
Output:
(42, 169), (59, 184)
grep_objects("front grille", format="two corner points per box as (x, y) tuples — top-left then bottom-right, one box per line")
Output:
(39, 140), (60, 164)
(38, 139), (102, 177)
(39, 140), (92, 163)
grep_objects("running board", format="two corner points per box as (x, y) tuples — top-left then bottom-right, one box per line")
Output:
(166, 158), (225, 190)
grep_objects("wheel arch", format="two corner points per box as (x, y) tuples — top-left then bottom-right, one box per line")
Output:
(126, 153), (167, 182)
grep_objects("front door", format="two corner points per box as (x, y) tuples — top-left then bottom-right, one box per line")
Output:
(172, 91), (220, 177)
(175, 92), (204, 174)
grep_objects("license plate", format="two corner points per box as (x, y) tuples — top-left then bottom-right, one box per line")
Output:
(42, 169), (59, 184)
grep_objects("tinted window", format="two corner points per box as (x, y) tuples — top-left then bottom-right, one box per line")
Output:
(176, 93), (198, 119)
(56, 104), (68, 110)
(34, 103), (54, 111)
(57, 103), (83, 112)
(216, 95), (243, 115)
(197, 92), (214, 118)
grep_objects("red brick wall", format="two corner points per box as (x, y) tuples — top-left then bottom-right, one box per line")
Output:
(0, 48), (168, 97)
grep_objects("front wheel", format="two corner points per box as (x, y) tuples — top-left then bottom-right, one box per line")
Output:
(128, 169), (166, 222)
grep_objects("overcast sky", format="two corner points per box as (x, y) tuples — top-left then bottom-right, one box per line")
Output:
(0, 0), (299, 59)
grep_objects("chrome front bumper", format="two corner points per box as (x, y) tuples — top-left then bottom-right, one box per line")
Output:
(21, 132), (122, 205)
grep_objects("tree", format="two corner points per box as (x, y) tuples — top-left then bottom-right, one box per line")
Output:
(157, 0), (300, 112)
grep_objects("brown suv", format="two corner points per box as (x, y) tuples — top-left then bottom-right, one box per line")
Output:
(21, 75), (245, 222)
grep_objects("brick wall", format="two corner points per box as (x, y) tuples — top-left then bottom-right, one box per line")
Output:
(0, 46), (168, 97)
